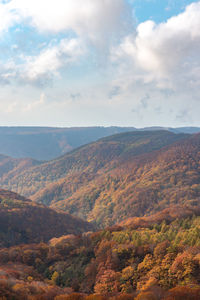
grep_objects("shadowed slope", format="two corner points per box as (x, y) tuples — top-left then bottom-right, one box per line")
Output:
(0, 189), (93, 248)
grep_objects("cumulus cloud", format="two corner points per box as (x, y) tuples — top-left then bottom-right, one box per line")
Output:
(0, 0), (199, 128)
(0, 37), (86, 86)
(0, 0), (131, 86)
(6, 0), (129, 46)
(113, 1), (200, 87)
(21, 38), (86, 84)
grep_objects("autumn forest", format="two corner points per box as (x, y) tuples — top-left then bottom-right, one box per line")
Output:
(0, 129), (200, 300)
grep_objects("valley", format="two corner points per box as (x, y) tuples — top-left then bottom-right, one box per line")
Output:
(0, 189), (93, 247)
(0, 129), (199, 299)
(1, 130), (200, 227)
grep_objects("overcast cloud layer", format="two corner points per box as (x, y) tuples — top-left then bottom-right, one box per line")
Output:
(0, 0), (199, 127)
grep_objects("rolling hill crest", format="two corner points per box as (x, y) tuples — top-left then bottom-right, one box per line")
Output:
(1, 130), (199, 227)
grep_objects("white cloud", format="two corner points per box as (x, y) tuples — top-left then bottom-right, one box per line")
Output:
(23, 92), (45, 111)
(113, 1), (200, 87)
(0, 1), (18, 34)
(0, 0), (199, 128)
(0, 59), (17, 84)
(7, 0), (129, 46)
(21, 38), (86, 83)
(5, 101), (18, 113)
(0, 0), (131, 86)
(0, 37), (86, 86)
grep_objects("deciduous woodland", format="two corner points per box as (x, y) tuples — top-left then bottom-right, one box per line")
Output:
(0, 202), (200, 299)
(0, 130), (200, 299)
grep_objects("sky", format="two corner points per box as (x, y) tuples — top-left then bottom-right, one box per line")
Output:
(0, 0), (200, 128)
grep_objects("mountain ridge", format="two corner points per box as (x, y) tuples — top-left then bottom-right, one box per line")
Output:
(1, 130), (198, 227)
(0, 126), (199, 160)
(0, 130), (188, 198)
(37, 131), (200, 226)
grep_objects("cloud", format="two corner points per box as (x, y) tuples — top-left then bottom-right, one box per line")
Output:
(0, 0), (199, 128)
(70, 93), (81, 101)
(0, 1), (18, 35)
(6, 0), (129, 47)
(131, 94), (150, 119)
(0, 59), (17, 84)
(0, 37), (86, 86)
(23, 92), (45, 112)
(108, 86), (121, 99)
(113, 1), (200, 88)
(5, 101), (18, 113)
(0, 90), (46, 115)
(0, 0), (131, 86)
(176, 109), (193, 123)
(21, 38), (86, 84)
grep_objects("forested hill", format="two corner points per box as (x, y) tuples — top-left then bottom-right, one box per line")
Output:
(0, 131), (188, 199)
(0, 126), (136, 160)
(0, 189), (93, 247)
(0, 153), (41, 179)
(47, 131), (200, 226)
(120, 205), (200, 228)
(0, 126), (199, 160)
(0, 130), (194, 227)
(0, 205), (200, 298)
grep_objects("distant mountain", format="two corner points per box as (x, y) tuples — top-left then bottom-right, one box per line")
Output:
(170, 127), (200, 134)
(0, 189), (93, 247)
(0, 130), (194, 227)
(0, 126), (136, 160)
(0, 126), (199, 160)
(141, 126), (200, 134)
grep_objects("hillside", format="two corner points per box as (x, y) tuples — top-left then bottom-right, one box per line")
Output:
(120, 205), (200, 228)
(0, 130), (192, 226)
(0, 126), (136, 160)
(0, 126), (199, 161)
(0, 189), (93, 248)
(0, 207), (200, 299)
(0, 154), (41, 180)
(0, 131), (187, 198)
(44, 132), (200, 226)
(141, 126), (200, 134)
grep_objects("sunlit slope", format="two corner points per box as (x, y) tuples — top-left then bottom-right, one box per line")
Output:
(47, 133), (200, 226)
(0, 154), (41, 181)
(0, 205), (200, 297)
(0, 131), (187, 198)
(1, 130), (198, 227)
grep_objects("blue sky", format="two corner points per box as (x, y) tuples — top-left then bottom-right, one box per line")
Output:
(132, 0), (199, 23)
(0, 0), (200, 127)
